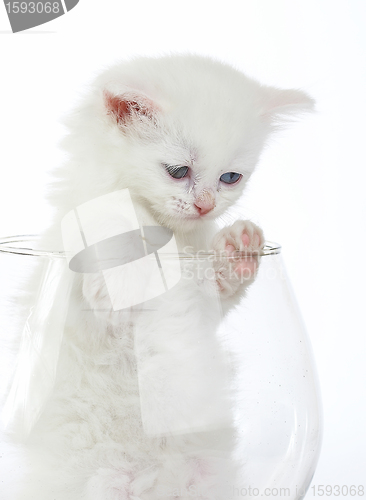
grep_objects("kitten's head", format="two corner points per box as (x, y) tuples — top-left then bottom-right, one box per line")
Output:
(61, 55), (313, 232)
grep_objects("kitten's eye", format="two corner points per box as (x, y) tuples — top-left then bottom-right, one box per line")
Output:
(165, 165), (189, 179)
(220, 172), (242, 184)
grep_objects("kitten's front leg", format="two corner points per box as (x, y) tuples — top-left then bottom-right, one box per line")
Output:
(212, 220), (264, 299)
(82, 271), (117, 324)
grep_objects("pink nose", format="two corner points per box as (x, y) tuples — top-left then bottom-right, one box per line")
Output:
(194, 202), (215, 215)
(194, 190), (216, 215)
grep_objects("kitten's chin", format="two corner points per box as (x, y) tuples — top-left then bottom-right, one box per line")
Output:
(159, 213), (210, 234)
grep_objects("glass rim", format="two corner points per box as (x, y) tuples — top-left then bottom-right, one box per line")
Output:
(0, 235), (282, 258)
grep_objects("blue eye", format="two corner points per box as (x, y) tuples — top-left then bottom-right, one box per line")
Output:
(220, 172), (242, 184)
(165, 165), (189, 179)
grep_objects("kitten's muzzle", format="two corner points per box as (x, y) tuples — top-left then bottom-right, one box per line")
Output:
(194, 189), (216, 216)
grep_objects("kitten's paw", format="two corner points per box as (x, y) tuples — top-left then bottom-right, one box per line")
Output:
(212, 220), (264, 298)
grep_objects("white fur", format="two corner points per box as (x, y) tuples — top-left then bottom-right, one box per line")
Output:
(1, 55), (313, 499)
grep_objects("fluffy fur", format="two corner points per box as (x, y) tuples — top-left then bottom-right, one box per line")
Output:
(1, 55), (313, 500)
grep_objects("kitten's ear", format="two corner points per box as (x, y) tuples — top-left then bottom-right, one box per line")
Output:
(103, 88), (159, 125)
(260, 86), (315, 122)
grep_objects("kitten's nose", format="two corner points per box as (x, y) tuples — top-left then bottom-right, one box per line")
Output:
(194, 189), (216, 215)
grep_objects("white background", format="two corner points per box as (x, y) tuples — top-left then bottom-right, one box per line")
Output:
(0, 1), (365, 498)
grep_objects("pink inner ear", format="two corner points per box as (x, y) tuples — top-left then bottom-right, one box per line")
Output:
(260, 87), (314, 119)
(104, 90), (156, 123)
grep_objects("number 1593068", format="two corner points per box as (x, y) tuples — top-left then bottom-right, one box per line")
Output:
(5, 2), (61, 14)
(311, 485), (364, 496)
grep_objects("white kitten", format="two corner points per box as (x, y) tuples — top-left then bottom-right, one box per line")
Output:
(2, 55), (313, 500)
